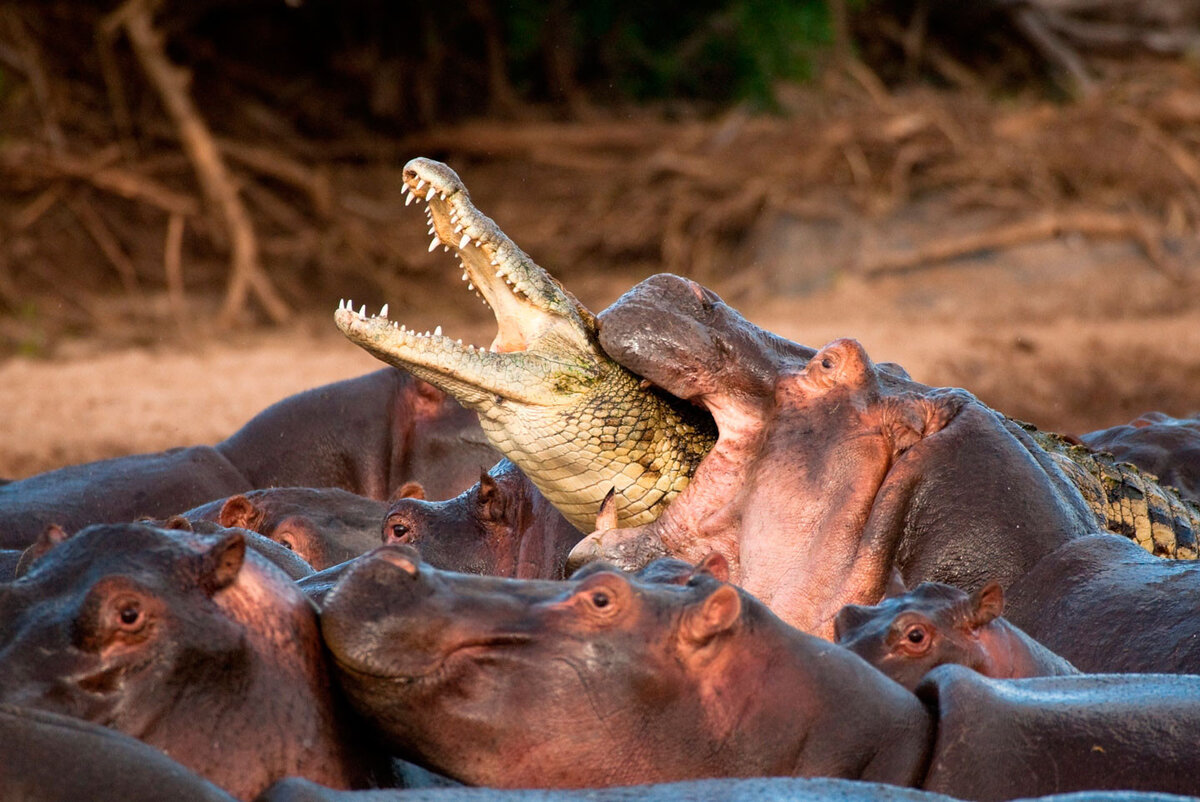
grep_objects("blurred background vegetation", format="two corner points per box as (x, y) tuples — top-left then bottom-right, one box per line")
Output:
(2, 0), (1200, 354)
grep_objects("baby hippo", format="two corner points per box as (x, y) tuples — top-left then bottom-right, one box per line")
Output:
(834, 580), (1077, 690)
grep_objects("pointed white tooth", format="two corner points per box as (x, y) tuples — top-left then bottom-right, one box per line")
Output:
(400, 324), (406, 332)
(347, 299), (353, 311)
(456, 338), (463, 345)
(459, 234), (471, 249)
(393, 321), (398, 328)
(467, 344), (475, 351)
(424, 330), (431, 337)
(454, 223), (463, 233)
(429, 236), (440, 252)
(440, 191), (447, 200)
(461, 272), (468, 281)
(443, 246), (450, 253)
(338, 298), (345, 311)
(434, 325), (442, 336)
(358, 305), (366, 317)
(467, 282), (474, 291)
(490, 257), (499, 266)
(415, 179), (426, 191)
(380, 304), (389, 319)
(428, 225), (435, 235)
(405, 192), (415, 206)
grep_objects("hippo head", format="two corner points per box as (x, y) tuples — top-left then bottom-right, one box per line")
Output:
(0, 524), (249, 723)
(382, 459), (580, 579)
(574, 274), (1095, 637)
(213, 487), (387, 571)
(0, 522), (365, 798)
(834, 581), (1005, 690)
(320, 546), (794, 787)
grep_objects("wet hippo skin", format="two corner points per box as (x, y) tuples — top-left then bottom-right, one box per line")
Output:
(574, 275), (1200, 673)
(0, 523), (391, 800)
(835, 581), (1077, 690)
(382, 459), (581, 579)
(0, 703), (235, 802)
(320, 547), (932, 789)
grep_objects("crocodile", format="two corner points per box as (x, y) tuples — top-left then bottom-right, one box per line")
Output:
(336, 158), (1200, 558)
(335, 158), (714, 532)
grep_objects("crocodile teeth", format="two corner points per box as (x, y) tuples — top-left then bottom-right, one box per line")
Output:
(459, 234), (471, 249)
(429, 236), (440, 252)
(415, 179), (426, 191)
(428, 225), (436, 235)
(454, 224), (463, 233)
(467, 282), (474, 291)
(461, 272), (468, 281)
(358, 305), (366, 318)
(434, 325), (442, 336)
(380, 304), (389, 319)
(405, 193), (415, 206)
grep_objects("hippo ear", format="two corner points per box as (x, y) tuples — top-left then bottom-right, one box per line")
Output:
(692, 552), (730, 583)
(833, 603), (873, 643)
(219, 495), (263, 531)
(477, 471), (508, 523)
(160, 515), (194, 532)
(594, 488), (618, 532)
(884, 567), (908, 599)
(969, 581), (1005, 628)
(391, 481), (426, 502)
(14, 524), (72, 577)
(197, 532), (247, 594)
(683, 585), (742, 647)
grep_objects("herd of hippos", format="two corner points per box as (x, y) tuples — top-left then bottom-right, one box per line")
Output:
(6, 159), (1200, 802)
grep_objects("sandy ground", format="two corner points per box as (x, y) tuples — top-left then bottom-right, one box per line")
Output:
(3, 228), (1198, 481)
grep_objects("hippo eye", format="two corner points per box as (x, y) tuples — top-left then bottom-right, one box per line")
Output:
(591, 591), (610, 609)
(906, 627), (924, 644)
(820, 357), (834, 370)
(118, 602), (142, 628)
(278, 537), (295, 551)
(391, 524), (410, 541)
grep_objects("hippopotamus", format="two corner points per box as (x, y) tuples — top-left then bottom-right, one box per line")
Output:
(0, 368), (497, 550)
(0, 548), (20, 580)
(181, 488), (391, 571)
(322, 546), (931, 788)
(0, 447), (251, 550)
(320, 548), (1200, 799)
(568, 275), (1200, 673)
(834, 580), (1077, 690)
(216, 368), (497, 502)
(0, 703), (236, 801)
(0, 523), (391, 799)
(381, 460), (581, 579)
(1080, 412), (1200, 504)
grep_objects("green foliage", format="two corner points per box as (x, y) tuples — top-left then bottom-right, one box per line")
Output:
(498, 0), (835, 107)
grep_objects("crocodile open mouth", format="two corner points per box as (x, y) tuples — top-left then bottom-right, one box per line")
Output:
(334, 158), (595, 407)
